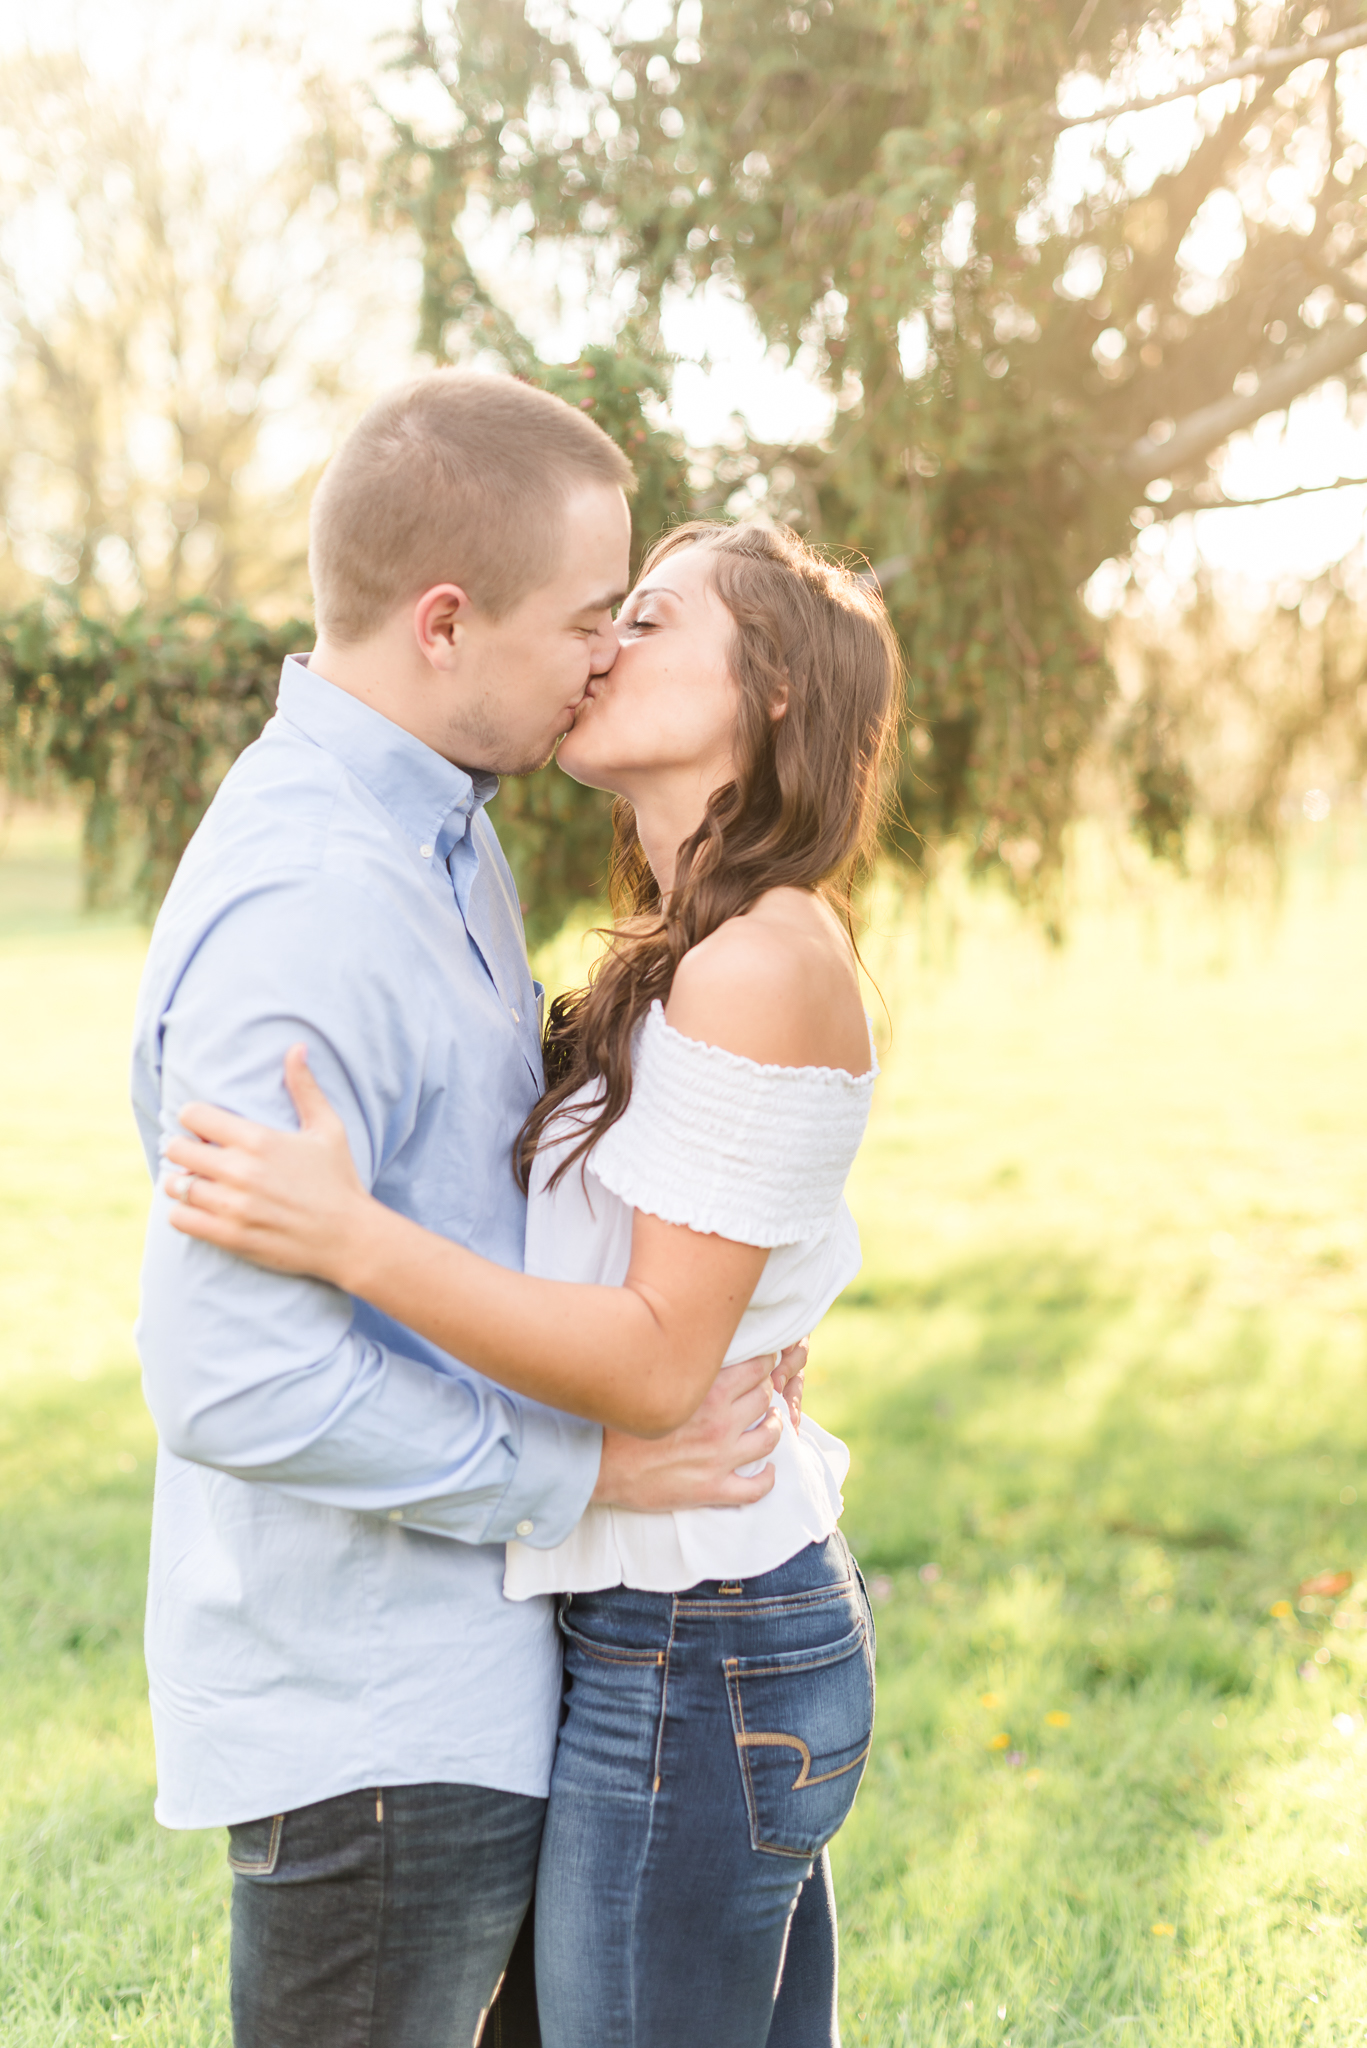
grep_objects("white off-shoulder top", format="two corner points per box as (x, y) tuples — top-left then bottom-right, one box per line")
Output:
(503, 1000), (877, 1599)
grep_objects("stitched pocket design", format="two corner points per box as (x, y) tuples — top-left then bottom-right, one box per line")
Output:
(725, 1617), (874, 1859)
(559, 1615), (665, 1668)
(226, 1812), (284, 1876)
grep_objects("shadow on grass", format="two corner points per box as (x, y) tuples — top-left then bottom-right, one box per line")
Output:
(820, 1241), (1367, 2042)
(826, 1242), (1343, 1576)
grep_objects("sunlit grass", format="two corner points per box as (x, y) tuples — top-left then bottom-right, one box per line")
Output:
(0, 808), (227, 2044)
(3, 806), (1367, 2043)
(825, 851), (1367, 2046)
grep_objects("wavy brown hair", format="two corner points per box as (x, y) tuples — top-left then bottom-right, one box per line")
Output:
(515, 520), (903, 1192)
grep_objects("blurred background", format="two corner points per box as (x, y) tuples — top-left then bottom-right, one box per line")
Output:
(3, 4), (1367, 2043)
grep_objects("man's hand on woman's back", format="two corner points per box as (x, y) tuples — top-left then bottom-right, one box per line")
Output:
(592, 1346), (806, 1511)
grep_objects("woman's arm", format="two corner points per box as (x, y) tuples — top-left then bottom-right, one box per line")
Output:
(166, 1045), (767, 1439)
(166, 904), (863, 1439)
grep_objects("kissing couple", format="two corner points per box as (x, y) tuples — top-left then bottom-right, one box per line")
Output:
(131, 370), (899, 2047)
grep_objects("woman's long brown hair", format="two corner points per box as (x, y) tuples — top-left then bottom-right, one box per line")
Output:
(515, 520), (903, 1192)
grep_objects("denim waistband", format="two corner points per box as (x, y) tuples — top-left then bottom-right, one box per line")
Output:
(564, 1532), (859, 1622)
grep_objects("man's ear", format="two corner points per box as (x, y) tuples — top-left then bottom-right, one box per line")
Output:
(413, 583), (475, 669)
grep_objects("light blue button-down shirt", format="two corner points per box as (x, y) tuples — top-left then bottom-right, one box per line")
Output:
(130, 658), (602, 1830)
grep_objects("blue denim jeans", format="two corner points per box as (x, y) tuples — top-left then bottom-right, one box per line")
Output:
(227, 1782), (544, 2047)
(534, 1532), (875, 2048)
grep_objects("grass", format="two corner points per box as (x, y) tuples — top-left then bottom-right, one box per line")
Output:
(3, 804), (1367, 2044)
(0, 808), (228, 2043)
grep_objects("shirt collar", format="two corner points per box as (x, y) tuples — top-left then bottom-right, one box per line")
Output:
(275, 655), (498, 862)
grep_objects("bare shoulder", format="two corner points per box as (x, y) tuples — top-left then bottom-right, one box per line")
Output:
(664, 889), (872, 1076)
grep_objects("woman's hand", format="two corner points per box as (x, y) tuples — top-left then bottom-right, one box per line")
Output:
(771, 1339), (807, 1431)
(163, 1045), (373, 1288)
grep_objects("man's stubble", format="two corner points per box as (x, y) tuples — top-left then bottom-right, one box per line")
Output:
(447, 694), (571, 781)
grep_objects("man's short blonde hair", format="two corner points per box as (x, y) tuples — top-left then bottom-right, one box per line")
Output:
(309, 371), (635, 642)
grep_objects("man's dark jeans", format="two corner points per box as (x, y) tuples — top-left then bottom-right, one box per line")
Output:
(227, 1782), (545, 2048)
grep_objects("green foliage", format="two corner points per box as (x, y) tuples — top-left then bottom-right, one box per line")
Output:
(392, 0), (1367, 912)
(7, 4), (1365, 936)
(1110, 565), (1367, 883)
(0, 598), (302, 911)
(1115, 651), (1198, 871)
(536, 343), (692, 581)
(0, 343), (686, 932)
(0, 587), (615, 935)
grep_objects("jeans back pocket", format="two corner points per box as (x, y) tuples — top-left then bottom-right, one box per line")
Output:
(724, 1616), (874, 1860)
(226, 1812), (284, 1875)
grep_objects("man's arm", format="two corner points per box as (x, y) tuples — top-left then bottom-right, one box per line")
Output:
(137, 874), (599, 1548)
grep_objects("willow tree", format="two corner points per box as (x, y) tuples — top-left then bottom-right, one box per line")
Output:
(386, 0), (1367, 916)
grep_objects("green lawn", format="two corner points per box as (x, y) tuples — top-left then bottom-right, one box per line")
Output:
(4, 809), (1367, 2045)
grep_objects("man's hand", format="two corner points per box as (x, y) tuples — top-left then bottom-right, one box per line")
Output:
(592, 1353), (783, 1512)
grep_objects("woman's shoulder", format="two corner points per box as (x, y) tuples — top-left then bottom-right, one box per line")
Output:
(664, 890), (872, 1078)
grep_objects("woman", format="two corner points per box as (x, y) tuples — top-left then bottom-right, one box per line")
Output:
(163, 520), (901, 2047)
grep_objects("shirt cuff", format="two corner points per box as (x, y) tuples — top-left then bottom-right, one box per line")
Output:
(399, 1400), (603, 1549)
(492, 1401), (603, 1547)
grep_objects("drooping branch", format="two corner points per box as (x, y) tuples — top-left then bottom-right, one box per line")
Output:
(1052, 22), (1367, 130)
(1148, 473), (1367, 522)
(1120, 317), (1367, 486)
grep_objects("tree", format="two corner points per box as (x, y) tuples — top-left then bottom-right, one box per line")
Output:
(0, 596), (305, 909)
(10, 5), (1367, 942)
(0, 45), (404, 616)
(388, 0), (1367, 923)
(0, 341), (689, 935)
(1112, 552), (1367, 885)
(0, 46), (691, 937)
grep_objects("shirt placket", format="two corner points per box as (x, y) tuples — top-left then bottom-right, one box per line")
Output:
(447, 821), (543, 1092)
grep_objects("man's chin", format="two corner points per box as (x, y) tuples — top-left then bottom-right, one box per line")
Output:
(495, 742), (560, 778)
(491, 724), (610, 784)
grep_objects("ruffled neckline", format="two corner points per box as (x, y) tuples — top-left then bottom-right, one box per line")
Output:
(641, 1000), (879, 1089)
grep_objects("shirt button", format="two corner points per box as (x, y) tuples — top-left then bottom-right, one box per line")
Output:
(388, 1509), (404, 1522)
(515, 1519), (534, 1537)
(419, 844), (433, 859)
(510, 1007), (520, 1023)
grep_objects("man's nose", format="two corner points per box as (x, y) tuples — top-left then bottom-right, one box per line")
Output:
(588, 619), (621, 675)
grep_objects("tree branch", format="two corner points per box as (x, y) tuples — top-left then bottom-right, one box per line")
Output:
(1315, 56), (1338, 241)
(1148, 473), (1367, 522)
(861, 455), (1367, 590)
(1119, 316), (1367, 485)
(1070, 0), (1102, 44)
(1051, 22), (1367, 130)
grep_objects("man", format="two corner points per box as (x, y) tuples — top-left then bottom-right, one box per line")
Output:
(131, 372), (790, 2047)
